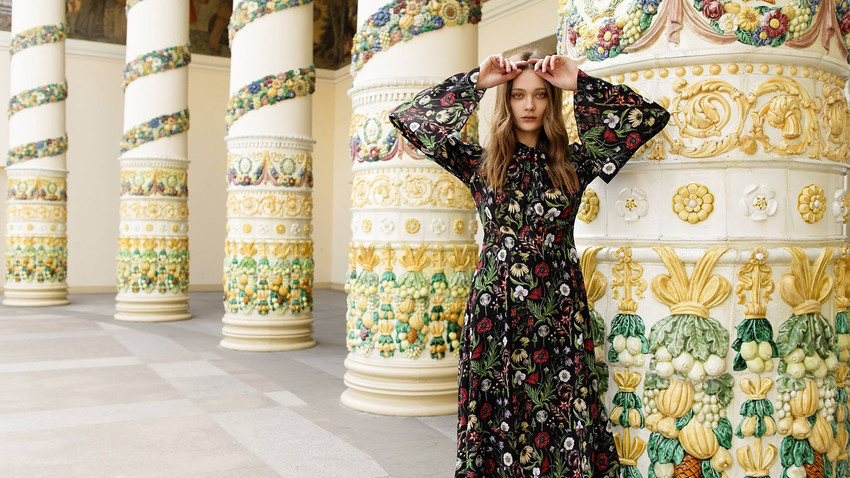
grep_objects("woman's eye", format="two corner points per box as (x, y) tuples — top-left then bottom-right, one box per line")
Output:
(536, 93), (547, 98)
(512, 93), (523, 99)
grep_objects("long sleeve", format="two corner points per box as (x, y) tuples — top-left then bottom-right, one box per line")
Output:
(388, 67), (484, 184)
(572, 70), (670, 184)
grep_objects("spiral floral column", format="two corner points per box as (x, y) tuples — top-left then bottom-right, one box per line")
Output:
(4, 0), (69, 307)
(221, 0), (316, 351)
(116, 0), (191, 322)
(559, 0), (850, 473)
(342, 0), (482, 415)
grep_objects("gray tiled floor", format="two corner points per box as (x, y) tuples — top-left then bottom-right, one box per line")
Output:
(0, 290), (456, 478)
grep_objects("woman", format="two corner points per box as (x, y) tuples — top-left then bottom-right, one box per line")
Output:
(389, 51), (670, 478)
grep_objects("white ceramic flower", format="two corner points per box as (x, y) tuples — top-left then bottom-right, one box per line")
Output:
(741, 184), (778, 221)
(380, 218), (394, 234)
(431, 218), (446, 234)
(616, 187), (649, 222)
(834, 189), (849, 223)
(717, 13), (738, 33)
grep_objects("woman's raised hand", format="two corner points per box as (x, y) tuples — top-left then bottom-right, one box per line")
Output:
(475, 54), (527, 90)
(532, 55), (579, 91)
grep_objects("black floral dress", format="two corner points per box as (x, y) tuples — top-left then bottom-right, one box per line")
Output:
(389, 67), (670, 478)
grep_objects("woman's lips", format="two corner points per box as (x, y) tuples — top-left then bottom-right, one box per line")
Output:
(522, 116), (537, 121)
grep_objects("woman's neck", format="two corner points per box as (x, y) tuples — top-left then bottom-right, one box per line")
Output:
(516, 130), (541, 149)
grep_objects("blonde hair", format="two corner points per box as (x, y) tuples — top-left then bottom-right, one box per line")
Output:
(479, 49), (578, 193)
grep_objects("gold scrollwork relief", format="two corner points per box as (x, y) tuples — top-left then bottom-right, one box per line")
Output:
(119, 200), (189, 220)
(7, 204), (67, 221)
(350, 170), (475, 209)
(226, 192), (313, 218)
(595, 69), (850, 161)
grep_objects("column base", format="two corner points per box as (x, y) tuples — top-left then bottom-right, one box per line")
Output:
(114, 292), (191, 322)
(3, 283), (69, 307)
(220, 312), (315, 351)
(341, 353), (458, 416)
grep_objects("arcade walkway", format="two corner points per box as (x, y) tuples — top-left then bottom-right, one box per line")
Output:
(0, 290), (455, 477)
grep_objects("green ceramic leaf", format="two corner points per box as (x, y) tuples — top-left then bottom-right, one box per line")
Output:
(714, 417), (733, 448)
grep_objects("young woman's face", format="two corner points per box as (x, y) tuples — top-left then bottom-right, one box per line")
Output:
(509, 68), (549, 138)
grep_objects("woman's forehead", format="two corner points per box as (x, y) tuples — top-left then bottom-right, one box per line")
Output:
(511, 70), (546, 90)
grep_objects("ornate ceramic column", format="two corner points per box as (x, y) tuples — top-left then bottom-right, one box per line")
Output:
(5, 0), (69, 307)
(342, 0), (482, 416)
(560, 0), (850, 476)
(221, 0), (316, 351)
(115, 0), (191, 322)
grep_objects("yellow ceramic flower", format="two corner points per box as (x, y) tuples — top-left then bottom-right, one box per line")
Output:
(737, 6), (760, 30)
(442, 0), (463, 25)
(578, 188), (600, 224)
(672, 183), (714, 224)
(798, 184), (826, 224)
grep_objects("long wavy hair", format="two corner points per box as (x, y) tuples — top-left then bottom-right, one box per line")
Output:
(479, 49), (579, 193)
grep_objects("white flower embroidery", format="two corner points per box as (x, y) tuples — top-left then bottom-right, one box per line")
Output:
(536, 410), (548, 422)
(513, 285), (528, 301)
(503, 453), (514, 466)
(616, 187), (649, 223)
(603, 113), (619, 128)
(504, 236), (515, 249)
(479, 293), (491, 306)
(500, 422), (510, 432)
(514, 370), (526, 385)
(559, 369), (571, 382)
(544, 207), (560, 221)
(544, 233), (555, 247)
(538, 325), (549, 337)
(833, 189), (849, 223)
(481, 378), (491, 391)
(497, 249), (507, 261)
(559, 283), (571, 296)
(409, 122), (421, 132)
(564, 437), (575, 450)
(602, 161), (617, 175)
(435, 110), (452, 124)
(534, 203), (544, 215)
(417, 96), (430, 105)
(741, 184), (778, 221)
(470, 71), (479, 85)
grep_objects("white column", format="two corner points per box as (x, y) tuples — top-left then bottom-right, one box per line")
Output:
(5, 0), (69, 307)
(221, 0), (316, 351)
(115, 0), (191, 322)
(558, 0), (850, 475)
(342, 0), (482, 415)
